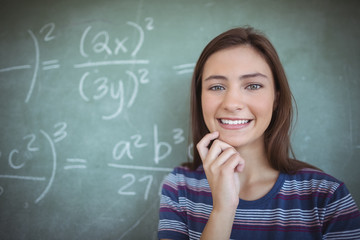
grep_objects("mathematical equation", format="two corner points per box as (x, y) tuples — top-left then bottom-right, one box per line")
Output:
(0, 17), (193, 239)
(0, 20), (154, 120)
(0, 122), (65, 205)
(0, 121), (192, 205)
(0, 20), (195, 121)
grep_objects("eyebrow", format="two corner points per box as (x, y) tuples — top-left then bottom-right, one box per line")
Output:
(204, 72), (268, 81)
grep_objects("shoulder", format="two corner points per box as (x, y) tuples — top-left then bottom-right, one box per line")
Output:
(286, 168), (343, 184)
(280, 168), (349, 201)
(289, 171), (360, 237)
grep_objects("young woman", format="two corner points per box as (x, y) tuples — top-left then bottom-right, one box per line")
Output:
(158, 27), (360, 239)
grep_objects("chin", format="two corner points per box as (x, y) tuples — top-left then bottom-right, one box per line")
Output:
(217, 135), (245, 148)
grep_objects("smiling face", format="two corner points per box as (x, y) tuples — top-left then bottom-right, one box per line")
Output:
(201, 45), (277, 151)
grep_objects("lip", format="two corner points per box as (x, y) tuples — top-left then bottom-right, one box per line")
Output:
(217, 118), (252, 130)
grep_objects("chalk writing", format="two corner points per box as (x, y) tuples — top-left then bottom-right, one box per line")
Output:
(79, 69), (149, 120)
(145, 17), (155, 31)
(53, 122), (68, 143)
(138, 175), (153, 200)
(0, 65), (31, 73)
(108, 164), (173, 172)
(0, 23), (60, 102)
(74, 20), (152, 118)
(8, 134), (39, 170)
(79, 19), (151, 58)
(42, 60), (60, 70)
(188, 143), (194, 160)
(0, 121), (183, 208)
(36, 129), (56, 204)
(39, 22), (56, 42)
(118, 173), (137, 196)
(64, 158), (87, 170)
(0, 122), (67, 204)
(153, 124), (171, 164)
(0, 20), (151, 111)
(27, 23), (58, 102)
(0, 175), (46, 181)
(113, 134), (147, 160)
(0, 15), (186, 240)
(26, 30), (39, 103)
(73, 59), (149, 68)
(111, 124), (185, 164)
(172, 128), (185, 144)
(173, 63), (195, 75)
(118, 174), (153, 200)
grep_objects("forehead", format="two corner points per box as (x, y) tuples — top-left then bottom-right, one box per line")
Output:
(202, 45), (273, 80)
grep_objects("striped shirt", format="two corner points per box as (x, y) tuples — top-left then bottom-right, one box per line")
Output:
(158, 166), (360, 239)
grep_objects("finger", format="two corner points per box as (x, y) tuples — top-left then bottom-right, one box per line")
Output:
(205, 139), (234, 163)
(235, 160), (245, 172)
(203, 140), (238, 173)
(207, 147), (238, 170)
(222, 152), (245, 174)
(197, 132), (219, 161)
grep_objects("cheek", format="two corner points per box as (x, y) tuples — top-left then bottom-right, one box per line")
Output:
(201, 93), (211, 115)
(255, 99), (275, 123)
(201, 101), (211, 123)
(201, 94), (217, 129)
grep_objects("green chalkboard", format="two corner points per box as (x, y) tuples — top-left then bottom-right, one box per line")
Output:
(1, 0), (359, 239)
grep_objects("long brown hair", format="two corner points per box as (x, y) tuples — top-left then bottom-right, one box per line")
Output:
(188, 27), (318, 173)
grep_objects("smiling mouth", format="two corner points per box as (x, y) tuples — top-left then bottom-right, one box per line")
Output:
(219, 119), (251, 125)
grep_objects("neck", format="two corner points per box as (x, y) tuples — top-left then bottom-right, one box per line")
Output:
(236, 138), (277, 183)
(235, 140), (279, 201)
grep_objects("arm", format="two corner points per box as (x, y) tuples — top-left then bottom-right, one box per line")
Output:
(197, 132), (245, 240)
(200, 208), (237, 240)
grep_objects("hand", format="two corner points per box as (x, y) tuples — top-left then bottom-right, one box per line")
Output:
(197, 132), (245, 213)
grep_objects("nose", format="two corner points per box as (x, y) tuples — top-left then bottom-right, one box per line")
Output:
(222, 88), (244, 112)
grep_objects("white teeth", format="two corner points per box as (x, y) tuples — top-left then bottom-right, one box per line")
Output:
(221, 119), (250, 125)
